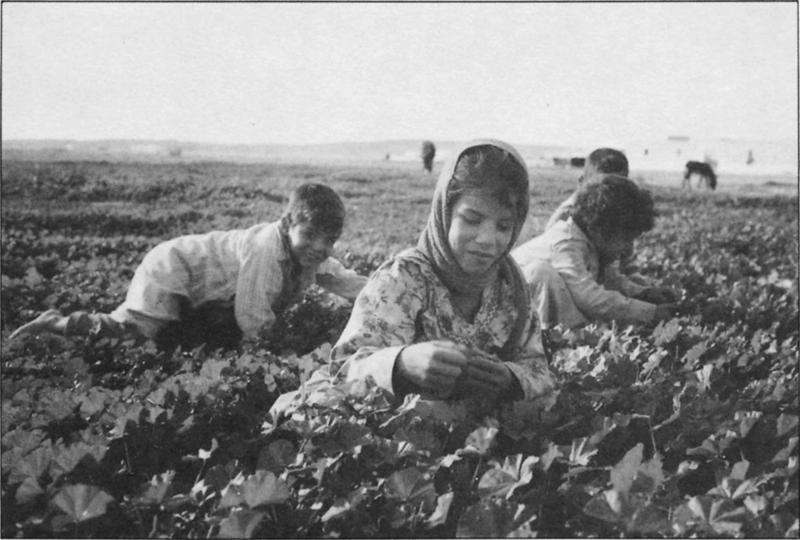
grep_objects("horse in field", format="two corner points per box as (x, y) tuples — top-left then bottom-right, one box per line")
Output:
(682, 161), (717, 190)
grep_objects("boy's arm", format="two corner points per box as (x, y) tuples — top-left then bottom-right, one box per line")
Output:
(617, 243), (655, 287)
(552, 239), (656, 324)
(315, 258), (368, 300)
(602, 260), (649, 298)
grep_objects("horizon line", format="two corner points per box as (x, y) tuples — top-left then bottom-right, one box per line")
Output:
(3, 135), (796, 147)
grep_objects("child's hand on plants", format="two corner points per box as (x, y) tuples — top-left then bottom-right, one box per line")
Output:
(636, 286), (680, 304)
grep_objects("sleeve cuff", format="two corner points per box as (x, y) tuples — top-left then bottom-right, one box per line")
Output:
(345, 345), (406, 396)
(502, 364), (525, 401)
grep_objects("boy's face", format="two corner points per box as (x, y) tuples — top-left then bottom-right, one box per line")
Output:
(287, 222), (337, 268)
(594, 229), (638, 262)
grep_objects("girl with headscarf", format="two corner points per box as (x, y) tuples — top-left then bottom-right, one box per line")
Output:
(329, 140), (555, 402)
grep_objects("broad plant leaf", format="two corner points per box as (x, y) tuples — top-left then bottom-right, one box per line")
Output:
(610, 444), (643, 494)
(478, 454), (539, 499)
(15, 476), (44, 505)
(139, 470), (175, 504)
(456, 499), (536, 538)
(652, 318), (681, 346)
(51, 484), (115, 523)
(50, 441), (107, 480)
(675, 495), (749, 536)
(241, 470), (291, 508)
(583, 491), (622, 524)
(465, 426), (498, 455)
(385, 468), (436, 509)
(257, 439), (297, 472)
(776, 413), (799, 437)
(9, 445), (53, 485)
(425, 492), (454, 529)
(568, 437), (597, 466)
(217, 509), (265, 538)
(321, 486), (368, 522)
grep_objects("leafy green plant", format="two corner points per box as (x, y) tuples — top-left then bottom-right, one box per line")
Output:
(2, 159), (797, 537)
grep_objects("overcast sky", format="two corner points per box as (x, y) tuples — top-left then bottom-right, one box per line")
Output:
(2, 3), (797, 148)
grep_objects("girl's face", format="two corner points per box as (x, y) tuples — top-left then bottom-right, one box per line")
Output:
(448, 193), (516, 276)
(287, 222), (336, 268)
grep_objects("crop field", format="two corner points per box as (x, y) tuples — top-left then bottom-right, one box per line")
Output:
(1, 157), (798, 538)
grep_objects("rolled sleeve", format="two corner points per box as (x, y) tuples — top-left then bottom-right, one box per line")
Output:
(505, 306), (556, 400)
(603, 260), (649, 298)
(330, 258), (426, 395)
(552, 240), (656, 324)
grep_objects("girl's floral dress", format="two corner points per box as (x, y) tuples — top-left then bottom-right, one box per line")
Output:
(331, 249), (555, 402)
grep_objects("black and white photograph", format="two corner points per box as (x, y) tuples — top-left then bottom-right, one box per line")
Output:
(2, 3), (798, 538)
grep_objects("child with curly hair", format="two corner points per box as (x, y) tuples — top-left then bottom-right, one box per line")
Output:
(546, 148), (630, 229)
(513, 174), (678, 328)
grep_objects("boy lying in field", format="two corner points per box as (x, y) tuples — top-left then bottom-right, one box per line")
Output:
(10, 183), (367, 351)
(513, 174), (679, 328)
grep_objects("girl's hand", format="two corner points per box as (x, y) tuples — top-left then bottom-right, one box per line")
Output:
(457, 350), (514, 399)
(397, 340), (469, 398)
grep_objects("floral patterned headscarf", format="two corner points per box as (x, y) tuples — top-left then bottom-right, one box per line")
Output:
(414, 138), (533, 360)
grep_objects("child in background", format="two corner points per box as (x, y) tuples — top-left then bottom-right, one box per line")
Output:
(512, 174), (678, 328)
(10, 184), (367, 350)
(546, 148), (630, 229)
(546, 147), (648, 284)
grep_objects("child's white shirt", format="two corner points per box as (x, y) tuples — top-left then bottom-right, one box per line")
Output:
(119, 221), (366, 338)
(512, 218), (655, 323)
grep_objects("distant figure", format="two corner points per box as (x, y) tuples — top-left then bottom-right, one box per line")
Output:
(747, 150), (755, 165)
(421, 140), (436, 173)
(682, 161), (717, 191)
(644, 149), (649, 156)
